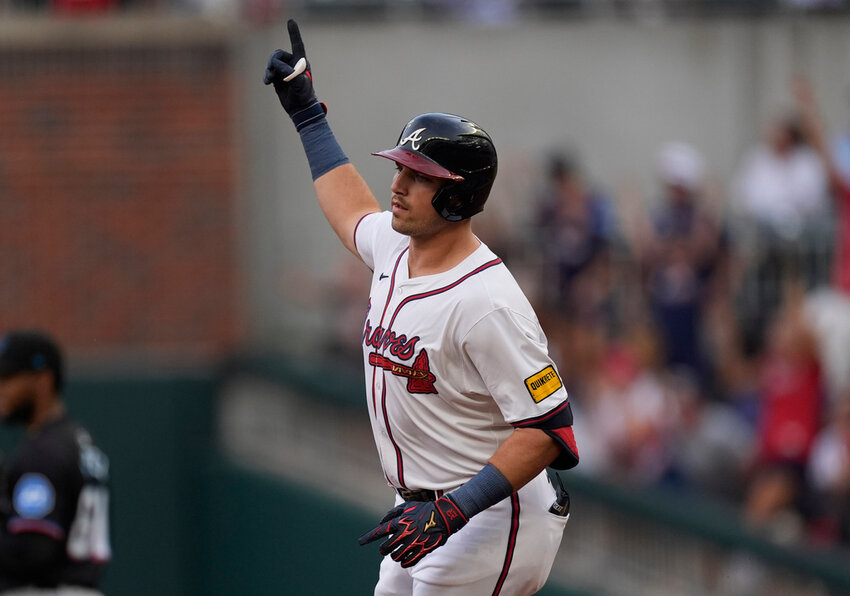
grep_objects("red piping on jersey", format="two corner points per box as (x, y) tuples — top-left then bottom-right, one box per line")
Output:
(371, 248), (408, 416)
(369, 247), (410, 487)
(492, 493), (521, 596)
(370, 365), (379, 419)
(353, 212), (377, 268)
(380, 380), (409, 489)
(372, 253), (501, 489)
(380, 247), (409, 327)
(8, 517), (65, 540)
(512, 399), (571, 428)
(385, 257), (502, 331)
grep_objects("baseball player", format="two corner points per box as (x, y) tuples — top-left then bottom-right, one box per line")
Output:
(0, 331), (110, 596)
(265, 20), (579, 595)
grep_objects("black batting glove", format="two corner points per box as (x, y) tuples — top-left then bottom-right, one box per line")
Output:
(263, 19), (325, 129)
(358, 496), (468, 568)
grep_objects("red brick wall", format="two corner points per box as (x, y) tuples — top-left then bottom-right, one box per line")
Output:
(0, 43), (242, 362)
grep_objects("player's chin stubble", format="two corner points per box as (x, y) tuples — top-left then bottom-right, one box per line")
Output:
(390, 213), (412, 236)
(391, 207), (444, 239)
(391, 215), (435, 239)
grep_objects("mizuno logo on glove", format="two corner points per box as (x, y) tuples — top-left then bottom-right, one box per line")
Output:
(423, 511), (437, 532)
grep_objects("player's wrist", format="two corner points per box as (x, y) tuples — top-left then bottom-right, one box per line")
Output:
(434, 496), (467, 534)
(290, 99), (326, 132)
(297, 111), (350, 181)
(448, 463), (513, 519)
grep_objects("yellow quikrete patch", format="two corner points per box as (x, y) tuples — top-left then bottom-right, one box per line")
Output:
(524, 366), (562, 403)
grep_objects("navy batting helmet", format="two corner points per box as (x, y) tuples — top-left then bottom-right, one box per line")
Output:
(372, 113), (498, 222)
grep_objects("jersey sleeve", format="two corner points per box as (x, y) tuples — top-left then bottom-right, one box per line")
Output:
(461, 307), (579, 469)
(353, 211), (403, 271)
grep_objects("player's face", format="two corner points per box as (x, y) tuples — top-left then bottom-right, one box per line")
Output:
(389, 164), (446, 238)
(0, 373), (36, 425)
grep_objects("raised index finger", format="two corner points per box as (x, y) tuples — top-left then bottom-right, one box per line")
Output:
(287, 19), (305, 59)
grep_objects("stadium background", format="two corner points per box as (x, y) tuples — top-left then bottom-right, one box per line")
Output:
(1, 1), (850, 594)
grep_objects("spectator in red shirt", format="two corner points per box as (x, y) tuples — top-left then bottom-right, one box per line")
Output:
(743, 291), (824, 540)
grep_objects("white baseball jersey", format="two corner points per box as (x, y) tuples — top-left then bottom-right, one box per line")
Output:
(354, 211), (575, 492)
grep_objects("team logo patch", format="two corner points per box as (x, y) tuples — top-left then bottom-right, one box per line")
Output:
(13, 473), (55, 519)
(524, 366), (562, 403)
(369, 348), (438, 394)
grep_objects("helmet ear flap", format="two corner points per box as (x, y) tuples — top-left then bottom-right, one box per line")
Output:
(432, 186), (465, 223)
(432, 178), (493, 222)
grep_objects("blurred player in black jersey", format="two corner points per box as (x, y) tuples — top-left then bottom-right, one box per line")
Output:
(0, 331), (110, 596)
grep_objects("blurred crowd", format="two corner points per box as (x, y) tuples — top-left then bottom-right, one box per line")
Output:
(321, 76), (850, 555)
(506, 77), (850, 554)
(323, 77), (850, 556)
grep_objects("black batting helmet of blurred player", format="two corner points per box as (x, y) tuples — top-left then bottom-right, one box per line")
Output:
(373, 113), (498, 222)
(0, 330), (64, 392)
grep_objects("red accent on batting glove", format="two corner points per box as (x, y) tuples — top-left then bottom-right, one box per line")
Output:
(357, 496), (468, 568)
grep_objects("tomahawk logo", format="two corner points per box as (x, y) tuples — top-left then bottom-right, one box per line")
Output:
(369, 349), (438, 394)
(400, 128), (426, 151)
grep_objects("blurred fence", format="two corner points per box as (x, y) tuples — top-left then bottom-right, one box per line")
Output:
(556, 474), (850, 595)
(0, 355), (845, 594)
(219, 354), (850, 596)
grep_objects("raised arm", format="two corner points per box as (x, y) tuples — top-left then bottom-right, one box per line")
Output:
(264, 20), (381, 256)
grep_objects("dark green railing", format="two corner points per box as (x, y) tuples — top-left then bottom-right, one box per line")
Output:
(2, 357), (843, 595)
(237, 353), (850, 594)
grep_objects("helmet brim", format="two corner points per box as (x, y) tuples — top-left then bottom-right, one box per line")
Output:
(372, 148), (465, 181)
